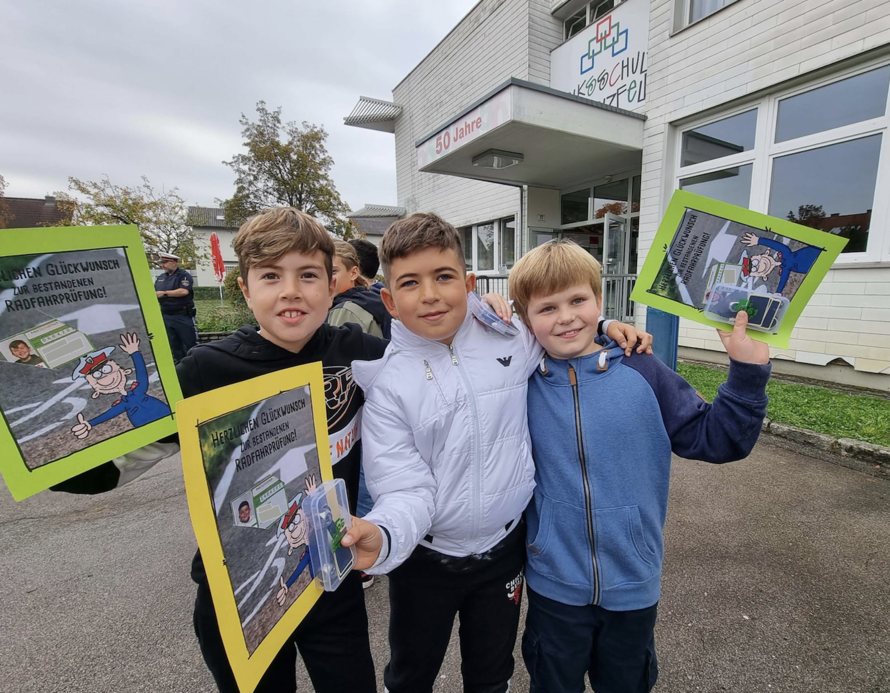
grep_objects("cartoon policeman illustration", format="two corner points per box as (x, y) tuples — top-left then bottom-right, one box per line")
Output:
(740, 230), (824, 295)
(275, 475), (318, 606)
(70, 332), (171, 439)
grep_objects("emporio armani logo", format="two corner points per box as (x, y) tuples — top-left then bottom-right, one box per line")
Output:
(497, 356), (512, 367)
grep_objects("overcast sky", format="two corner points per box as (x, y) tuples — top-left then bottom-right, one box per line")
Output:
(2, 0), (480, 213)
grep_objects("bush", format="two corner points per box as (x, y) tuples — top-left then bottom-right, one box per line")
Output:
(223, 266), (247, 309)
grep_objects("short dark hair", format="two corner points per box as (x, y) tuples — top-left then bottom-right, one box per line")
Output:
(9, 339), (28, 351)
(348, 238), (381, 280)
(379, 213), (464, 282)
(239, 501), (250, 511)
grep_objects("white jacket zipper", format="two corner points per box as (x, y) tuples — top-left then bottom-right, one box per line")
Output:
(448, 342), (482, 554)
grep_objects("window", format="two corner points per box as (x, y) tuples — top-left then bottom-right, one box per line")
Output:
(563, 0), (625, 41)
(500, 218), (516, 270)
(681, 110), (756, 166)
(675, 63), (890, 260)
(561, 188), (590, 224)
(680, 165), (752, 209)
(460, 226), (473, 270)
(564, 8), (587, 39)
(561, 176), (642, 227)
(688, 0), (734, 24)
(459, 217), (517, 273)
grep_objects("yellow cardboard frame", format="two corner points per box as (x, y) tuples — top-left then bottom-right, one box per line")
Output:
(178, 363), (332, 693)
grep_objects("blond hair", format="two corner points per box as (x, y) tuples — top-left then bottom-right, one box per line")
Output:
(379, 213), (464, 282)
(333, 240), (369, 289)
(233, 208), (334, 282)
(509, 240), (602, 323)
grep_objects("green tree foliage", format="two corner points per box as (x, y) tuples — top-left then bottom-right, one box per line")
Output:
(787, 204), (825, 229)
(221, 102), (353, 237)
(51, 175), (205, 268)
(223, 265), (247, 309)
(0, 174), (13, 229)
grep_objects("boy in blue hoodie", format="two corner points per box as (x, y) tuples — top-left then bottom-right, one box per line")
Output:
(508, 240), (771, 693)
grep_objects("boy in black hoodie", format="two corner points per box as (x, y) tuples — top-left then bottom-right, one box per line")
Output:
(55, 208), (382, 693)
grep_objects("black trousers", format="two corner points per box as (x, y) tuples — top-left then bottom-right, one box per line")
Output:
(193, 571), (376, 693)
(384, 523), (526, 693)
(522, 586), (658, 693)
(163, 312), (197, 363)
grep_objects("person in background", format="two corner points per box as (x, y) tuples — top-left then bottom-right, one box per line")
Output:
(327, 240), (391, 587)
(154, 252), (197, 363)
(348, 238), (386, 293)
(328, 240), (391, 340)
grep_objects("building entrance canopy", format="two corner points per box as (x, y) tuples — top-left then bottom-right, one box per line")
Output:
(415, 78), (645, 189)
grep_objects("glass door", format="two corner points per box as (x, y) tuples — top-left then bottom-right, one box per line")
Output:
(603, 213), (635, 322)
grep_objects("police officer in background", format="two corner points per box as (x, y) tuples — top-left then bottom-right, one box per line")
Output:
(154, 252), (197, 363)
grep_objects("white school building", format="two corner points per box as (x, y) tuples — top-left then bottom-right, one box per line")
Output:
(346, 0), (890, 391)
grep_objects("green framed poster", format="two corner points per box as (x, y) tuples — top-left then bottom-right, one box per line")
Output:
(0, 225), (182, 500)
(631, 191), (848, 349)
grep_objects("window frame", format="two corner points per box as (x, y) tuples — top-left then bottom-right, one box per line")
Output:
(461, 216), (518, 275)
(674, 59), (890, 265)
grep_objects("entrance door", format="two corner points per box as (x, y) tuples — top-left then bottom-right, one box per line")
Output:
(603, 213), (637, 322)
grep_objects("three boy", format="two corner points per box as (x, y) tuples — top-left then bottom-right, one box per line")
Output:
(57, 205), (766, 693)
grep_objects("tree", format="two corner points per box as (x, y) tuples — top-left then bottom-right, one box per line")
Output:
(787, 204), (825, 229)
(221, 101), (353, 236)
(0, 174), (13, 229)
(52, 175), (204, 268)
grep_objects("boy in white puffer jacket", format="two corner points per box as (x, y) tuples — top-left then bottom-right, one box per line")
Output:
(341, 213), (651, 693)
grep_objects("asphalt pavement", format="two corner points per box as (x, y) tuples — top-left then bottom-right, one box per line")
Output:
(1, 439), (887, 693)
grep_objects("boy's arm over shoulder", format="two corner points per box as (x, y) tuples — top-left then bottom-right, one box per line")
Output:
(358, 394), (436, 575)
(628, 317), (771, 463)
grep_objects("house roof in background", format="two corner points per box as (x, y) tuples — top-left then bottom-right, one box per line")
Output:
(187, 206), (237, 229)
(352, 217), (395, 237)
(4, 196), (71, 228)
(349, 204), (405, 218)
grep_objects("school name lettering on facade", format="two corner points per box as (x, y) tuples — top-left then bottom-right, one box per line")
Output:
(551, 0), (650, 113)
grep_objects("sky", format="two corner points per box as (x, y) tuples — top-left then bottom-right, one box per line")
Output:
(1, 0), (480, 213)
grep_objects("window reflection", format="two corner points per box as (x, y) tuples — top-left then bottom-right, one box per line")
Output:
(460, 227), (473, 270)
(561, 189), (590, 224)
(776, 66), (890, 142)
(477, 223), (495, 271)
(500, 218), (516, 270)
(682, 110), (757, 167)
(593, 179), (629, 218)
(679, 164), (752, 208)
(768, 135), (881, 253)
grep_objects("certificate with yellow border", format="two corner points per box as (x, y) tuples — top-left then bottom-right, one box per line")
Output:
(178, 363), (331, 693)
(0, 225), (182, 500)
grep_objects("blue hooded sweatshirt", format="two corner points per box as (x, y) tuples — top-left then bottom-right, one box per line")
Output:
(525, 341), (770, 610)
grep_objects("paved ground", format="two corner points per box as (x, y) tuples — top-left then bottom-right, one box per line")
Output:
(1, 439), (888, 693)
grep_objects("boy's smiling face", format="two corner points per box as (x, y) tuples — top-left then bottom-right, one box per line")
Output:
(526, 282), (603, 360)
(382, 247), (474, 345)
(239, 250), (336, 354)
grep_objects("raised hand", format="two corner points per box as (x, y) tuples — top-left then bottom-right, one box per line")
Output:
(717, 310), (770, 364)
(119, 332), (140, 354)
(72, 413), (92, 439)
(741, 232), (760, 247)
